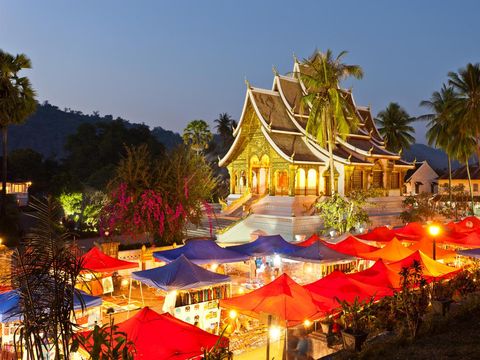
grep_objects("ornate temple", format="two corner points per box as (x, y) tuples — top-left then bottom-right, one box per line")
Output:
(219, 58), (413, 200)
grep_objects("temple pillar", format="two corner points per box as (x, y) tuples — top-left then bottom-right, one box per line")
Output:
(228, 166), (234, 194)
(288, 165), (297, 196)
(344, 165), (354, 195)
(364, 168), (372, 190)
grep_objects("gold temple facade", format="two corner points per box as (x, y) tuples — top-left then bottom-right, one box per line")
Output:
(219, 58), (413, 198)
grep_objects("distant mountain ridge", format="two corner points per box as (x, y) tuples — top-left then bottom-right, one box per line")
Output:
(403, 143), (461, 173)
(8, 102), (183, 159)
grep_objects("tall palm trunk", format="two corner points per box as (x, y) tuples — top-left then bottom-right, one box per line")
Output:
(1, 126), (7, 218)
(466, 157), (475, 215)
(447, 155), (453, 204)
(327, 117), (335, 195)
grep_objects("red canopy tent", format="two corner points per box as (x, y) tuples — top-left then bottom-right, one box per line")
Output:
(393, 222), (425, 240)
(322, 236), (379, 257)
(447, 216), (480, 234)
(297, 234), (322, 247)
(441, 230), (480, 248)
(358, 238), (415, 263)
(387, 251), (460, 281)
(80, 307), (223, 360)
(304, 271), (394, 312)
(348, 260), (401, 289)
(356, 226), (396, 243)
(81, 247), (138, 273)
(220, 273), (322, 325)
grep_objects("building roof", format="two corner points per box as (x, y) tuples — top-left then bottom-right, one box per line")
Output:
(219, 57), (413, 169)
(438, 164), (480, 180)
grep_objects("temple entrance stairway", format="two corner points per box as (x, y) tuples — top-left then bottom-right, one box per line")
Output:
(215, 195), (406, 244)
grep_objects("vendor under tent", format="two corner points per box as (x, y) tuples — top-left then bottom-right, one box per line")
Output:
(408, 237), (456, 261)
(79, 307), (225, 360)
(80, 247), (138, 295)
(356, 226), (396, 243)
(322, 236), (379, 257)
(457, 247), (480, 259)
(296, 234), (322, 247)
(348, 259), (401, 289)
(304, 271), (394, 312)
(153, 238), (249, 265)
(358, 237), (415, 263)
(129, 255), (231, 332)
(228, 234), (300, 257)
(220, 273), (322, 325)
(393, 222), (425, 240)
(387, 250), (461, 281)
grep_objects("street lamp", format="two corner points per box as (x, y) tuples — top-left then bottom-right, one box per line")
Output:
(428, 224), (441, 260)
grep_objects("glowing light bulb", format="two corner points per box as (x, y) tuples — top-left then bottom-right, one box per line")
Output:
(428, 225), (441, 237)
(269, 326), (282, 341)
(229, 310), (237, 319)
(211, 263), (218, 271)
(303, 319), (312, 327)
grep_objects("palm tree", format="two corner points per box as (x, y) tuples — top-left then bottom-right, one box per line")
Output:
(299, 50), (363, 194)
(375, 103), (415, 153)
(448, 63), (480, 162)
(419, 85), (457, 203)
(447, 129), (477, 214)
(214, 113), (236, 148)
(182, 119), (213, 154)
(0, 50), (36, 217)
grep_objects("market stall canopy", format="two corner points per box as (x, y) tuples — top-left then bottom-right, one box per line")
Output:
(447, 216), (480, 234)
(228, 234), (300, 257)
(304, 271), (394, 312)
(81, 247), (138, 273)
(153, 239), (249, 265)
(0, 290), (102, 323)
(131, 255), (230, 291)
(356, 226), (396, 243)
(282, 241), (355, 264)
(297, 234), (322, 247)
(388, 251), (460, 281)
(408, 237), (456, 261)
(441, 230), (480, 248)
(80, 307), (223, 360)
(220, 273), (322, 325)
(358, 238), (415, 263)
(348, 260), (401, 289)
(393, 222), (425, 240)
(322, 236), (379, 257)
(457, 247), (480, 259)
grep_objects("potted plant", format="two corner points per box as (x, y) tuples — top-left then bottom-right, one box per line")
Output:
(336, 296), (375, 352)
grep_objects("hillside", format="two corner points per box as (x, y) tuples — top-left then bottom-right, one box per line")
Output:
(403, 143), (461, 172)
(8, 102), (182, 158)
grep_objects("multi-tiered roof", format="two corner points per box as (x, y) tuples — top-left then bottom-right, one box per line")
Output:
(219, 58), (412, 169)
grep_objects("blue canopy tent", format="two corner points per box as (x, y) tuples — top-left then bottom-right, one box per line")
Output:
(132, 255), (230, 291)
(282, 241), (356, 264)
(153, 239), (249, 265)
(0, 290), (102, 323)
(457, 248), (480, 259)
(228, 234), (300, 257)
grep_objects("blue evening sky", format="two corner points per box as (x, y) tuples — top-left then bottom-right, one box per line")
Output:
(1, 0), (479, 143)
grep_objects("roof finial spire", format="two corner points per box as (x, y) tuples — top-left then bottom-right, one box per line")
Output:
(244, 77), (251, 89)
(293, 52), (298, 63)
(272, 65), (279, 76)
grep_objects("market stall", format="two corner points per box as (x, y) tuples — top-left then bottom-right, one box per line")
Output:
(408, 237), (457, 262)
(80, 247), (138, 295)
(393, 222), (426, 241)
(77, 307), (226, 360)
(130, 255), (231, 333)
(282, 241), (357, 282)
(0, 290), (102, 350)
(356, 226), (396, 243)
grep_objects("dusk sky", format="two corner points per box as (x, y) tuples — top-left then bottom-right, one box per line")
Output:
(1, 0), (479, 144)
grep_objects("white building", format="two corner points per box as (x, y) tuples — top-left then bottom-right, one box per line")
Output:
(403, 161), (438, 195)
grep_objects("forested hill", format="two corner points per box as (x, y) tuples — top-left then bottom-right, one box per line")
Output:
(8, 102), (182, 159)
